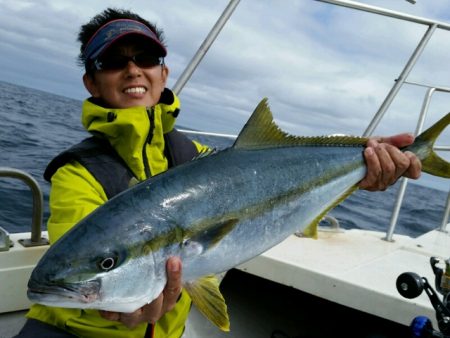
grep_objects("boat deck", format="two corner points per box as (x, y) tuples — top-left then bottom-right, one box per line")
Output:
(236, 227), (449, 329)
(186, 268), (409, 338)
(2, 227), (447, 337)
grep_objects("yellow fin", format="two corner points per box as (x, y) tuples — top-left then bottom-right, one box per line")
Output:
(128, 177), (140, 188)
(184, 275), (230, 331)
(233, 98), (368, 150)
(406, 112), (450, 178)
(188, 218), (239, 251)
(302, 185), (358, 238)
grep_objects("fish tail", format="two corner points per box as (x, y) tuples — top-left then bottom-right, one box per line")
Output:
(407, 112), (450, 178)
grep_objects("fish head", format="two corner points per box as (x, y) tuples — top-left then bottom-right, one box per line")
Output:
(27, 205), (168, 312)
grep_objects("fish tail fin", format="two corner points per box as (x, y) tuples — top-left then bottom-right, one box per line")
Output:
(407, 113), (450, 178)
(184, 275), (230, 331)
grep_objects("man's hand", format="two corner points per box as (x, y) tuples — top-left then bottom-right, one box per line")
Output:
(100, 256), (182, 329)
(359, 133), (422, 191)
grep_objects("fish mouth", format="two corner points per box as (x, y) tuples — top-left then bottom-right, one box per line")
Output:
(27, 278), (101, 304)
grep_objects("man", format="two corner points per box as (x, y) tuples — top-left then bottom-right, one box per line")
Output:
(15, 7), (421, 338)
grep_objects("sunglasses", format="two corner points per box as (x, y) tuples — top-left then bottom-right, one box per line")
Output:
(91, 52), (164, 71)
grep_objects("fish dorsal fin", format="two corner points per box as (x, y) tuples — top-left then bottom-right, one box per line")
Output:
(184, 275), (230, 331)
(128, 177), (140, 188)
(233, 98), (368, 150)
(233, 98), (293, 149)
(192, 147), (217, 161)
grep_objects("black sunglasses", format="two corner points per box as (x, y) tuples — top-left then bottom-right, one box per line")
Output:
(91, 52), (164, 71)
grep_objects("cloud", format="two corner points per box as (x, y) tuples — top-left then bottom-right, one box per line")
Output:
(0, 0), (449, 190)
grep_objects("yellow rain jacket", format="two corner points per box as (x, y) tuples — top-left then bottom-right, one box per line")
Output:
(27, 90), (208, 338)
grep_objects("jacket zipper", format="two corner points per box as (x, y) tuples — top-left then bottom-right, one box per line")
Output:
(143, 107), (155, 179)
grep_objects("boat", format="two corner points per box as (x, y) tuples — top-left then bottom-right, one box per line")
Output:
(1, 0), (449, 337)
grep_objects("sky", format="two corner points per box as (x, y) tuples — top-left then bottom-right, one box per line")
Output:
(0, 0), (449, 191)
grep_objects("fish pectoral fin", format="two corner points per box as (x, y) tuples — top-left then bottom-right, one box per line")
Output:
(184, 275), (230, 332)
(191, 218), (239, 250)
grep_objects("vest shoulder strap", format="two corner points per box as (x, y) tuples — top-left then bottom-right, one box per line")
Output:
(44, 129), (200, 199)
(164, 128), (199, 167)
(44, 137), (134, 199)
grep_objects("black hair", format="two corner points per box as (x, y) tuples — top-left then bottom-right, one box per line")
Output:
(77, 8), (166, 68)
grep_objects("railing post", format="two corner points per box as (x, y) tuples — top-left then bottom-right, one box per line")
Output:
(363, 23), (437, 137)
(172, 0), (241, 95)
(384, 87), (435, 240)
(441, 190), (450, 232)
(0, 167), (48, 247)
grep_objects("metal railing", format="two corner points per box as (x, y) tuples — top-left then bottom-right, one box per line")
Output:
(385, 84), (450, 241)
(172, 0), (241, 95)
(0, 168), (48, 248)
(177, 0), (450, 240)
(311, 0), (450, 240)
(1, 0), (449, 249)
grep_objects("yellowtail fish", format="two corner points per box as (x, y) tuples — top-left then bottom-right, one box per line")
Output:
(27, 99), (450, 331)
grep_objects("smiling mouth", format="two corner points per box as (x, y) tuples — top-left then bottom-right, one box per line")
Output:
(124, 87), (146, 94)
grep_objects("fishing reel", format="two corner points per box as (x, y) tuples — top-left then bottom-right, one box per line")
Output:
(396, 257), (450, 337)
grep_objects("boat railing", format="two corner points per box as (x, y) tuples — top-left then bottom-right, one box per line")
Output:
(1, 0), (449, 250)
(385, 83), (450, 241)
(177, 0), (450, 240)
(0, 167), (48, 249)
(313, 1), (450, 241)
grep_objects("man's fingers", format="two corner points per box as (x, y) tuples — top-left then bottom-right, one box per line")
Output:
(360, 135), (422, 191)
(140, 295), (164, 326)
(375, 144), (397, 189)
(99, 310), (120, 322)
(404, 151), (422, 179)
(163, 257), (182, 312)
(359, 146), (381, 191)
(371, 133), (415, 148)
(119, 308), (146, 329)
(384, 144), (410, 182)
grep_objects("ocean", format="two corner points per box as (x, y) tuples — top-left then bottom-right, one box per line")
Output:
(0, 80), (448, 237)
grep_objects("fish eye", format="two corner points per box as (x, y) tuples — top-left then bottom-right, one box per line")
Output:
(97, 256), (118, 271)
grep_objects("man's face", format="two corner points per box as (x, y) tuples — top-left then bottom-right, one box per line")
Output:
(84, 39), (168, 109)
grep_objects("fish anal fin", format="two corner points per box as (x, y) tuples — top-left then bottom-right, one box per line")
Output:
(184, 275), (230, 331)
(301, 185), (358, 238)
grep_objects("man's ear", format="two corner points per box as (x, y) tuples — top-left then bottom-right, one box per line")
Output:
(83, 73), (100, 97)
(161, 65), (169, 88)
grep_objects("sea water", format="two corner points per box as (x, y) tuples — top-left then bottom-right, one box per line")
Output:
(0, 81), (447, 237)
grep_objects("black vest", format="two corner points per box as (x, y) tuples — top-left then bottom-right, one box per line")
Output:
(44, 129), (199, 199)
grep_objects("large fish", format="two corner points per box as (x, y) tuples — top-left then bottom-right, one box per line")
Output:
(27, 99), (450, 331)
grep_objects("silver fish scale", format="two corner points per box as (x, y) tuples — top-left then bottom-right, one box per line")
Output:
(112, 144), (366, 280)
(28, 143), (367, 311)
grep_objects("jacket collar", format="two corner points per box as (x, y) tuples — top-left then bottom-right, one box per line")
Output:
(81, 96), (178, 180)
